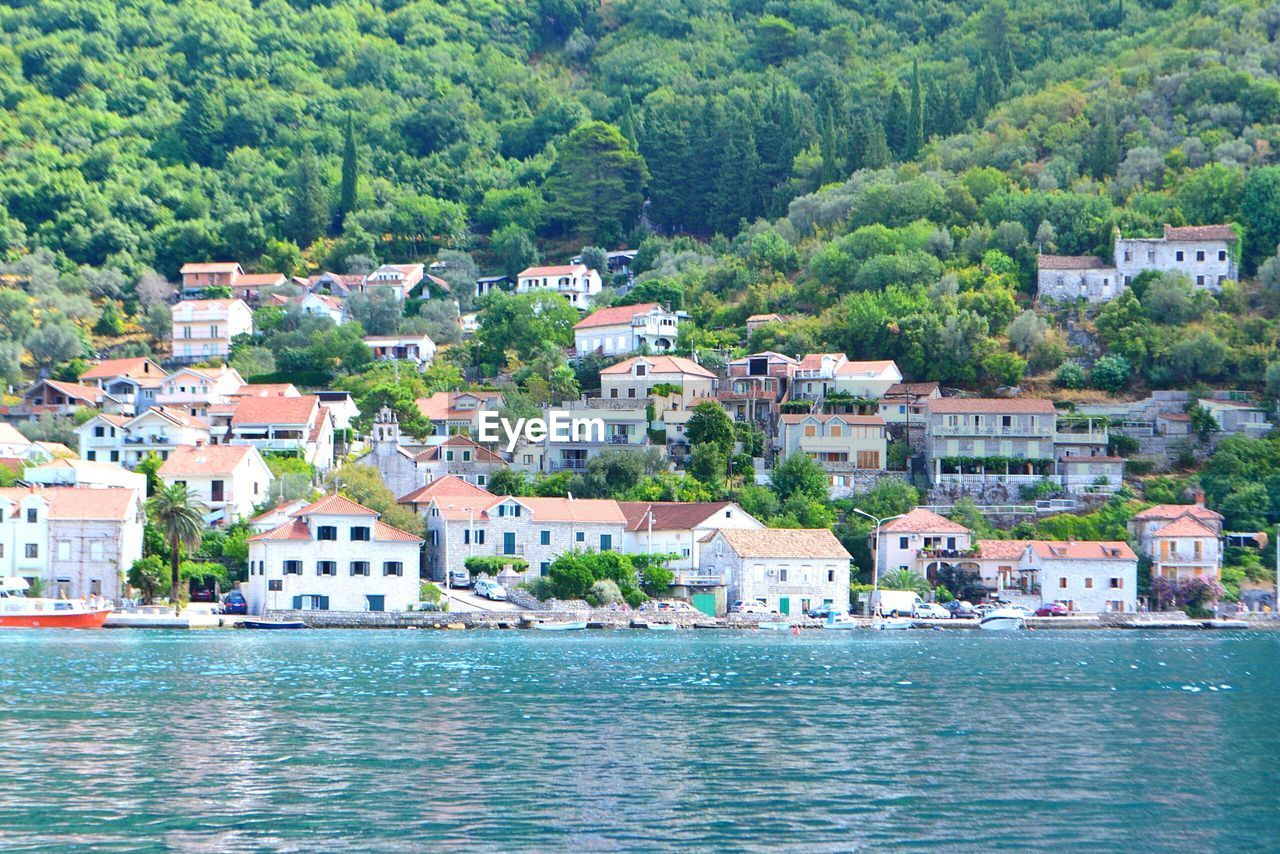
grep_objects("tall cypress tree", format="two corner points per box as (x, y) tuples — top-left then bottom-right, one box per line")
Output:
(336, 113), (359, 233)
(883, 86), (908, 159)
(1088, 108), (1120, 179)
(286, 145), (328, 249)
(819, 105), (842, 185)
(862, 117), (890, 170)
(906, 60), (925, 158)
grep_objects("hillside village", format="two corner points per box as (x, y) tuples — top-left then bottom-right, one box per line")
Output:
(0, 227), (1275, 621)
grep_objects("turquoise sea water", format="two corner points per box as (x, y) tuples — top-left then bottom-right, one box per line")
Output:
(0, 629), (1277, 851)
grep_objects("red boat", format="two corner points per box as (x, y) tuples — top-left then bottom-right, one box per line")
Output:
(0, 586), (112, 628)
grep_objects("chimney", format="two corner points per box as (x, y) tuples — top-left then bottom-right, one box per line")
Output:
(1194, 489), (1205, 506)
(195, 438), (205, 448)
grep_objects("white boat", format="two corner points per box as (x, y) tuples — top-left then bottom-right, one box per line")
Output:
(757, 621), (791, 631)
(875, 617), (915, 631)
(978, 608), (1026, 631)
(822, 613), (859, 630)
(532, 620), (587, 631)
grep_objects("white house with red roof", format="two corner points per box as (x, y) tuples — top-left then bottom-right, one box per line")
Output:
(363, 333), (436, 369)
(155, 365), (245, 420)
(228, 394), (335, 471)
(618, 501), (762, 573)
(78, 406), (211, 468)
(357, 264), (424, 301)
(414, 391), (504, 437)
(0, 486), (144, 603)
(968, 539), (1138, 612)
(80, 357), (166, 415)
(832, 360), (903, 399)
(573, 302), (681, 357)
(516, 264), (602, 309)
(365, 407), (506, 497)
(6, 379), (121, 422)
(158, 444), (273, 524)
(245, 494), (424, 615)
(873, 508), (974, 577)
(171, 298), (253, 364)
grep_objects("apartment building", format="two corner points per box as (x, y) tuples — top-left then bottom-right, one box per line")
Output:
(78, 407), (210, 468)
(572, 302), (681, 357)
(516, 264), (603, 310)
(170, 299), (253, 364)
(599, 355), (717, 404)
(155, 365), (245, 420)
(228, 394), (334, 471)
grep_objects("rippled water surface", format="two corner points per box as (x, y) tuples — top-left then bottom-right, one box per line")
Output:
(1, 629), (1277, 851)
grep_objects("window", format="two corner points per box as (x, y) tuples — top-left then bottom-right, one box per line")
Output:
(830, 425), (842, 437)
(1084, 577), (1094, 589)
(268, 579), (283, 591)
(1175, 250), (1184, 261)
(445, 450), (454, 462)
(110, 451), (119, 462)
(284, 560), (303, 575)
(627, 388), (636, 398)
(610, 389), (618, 398)
(57, 541), (71, 560)
(383, 561), (403, 576)
(89, 542), (104, 561)
(600, 534), (613, 551)
(523, 455), (533, 464)
(899, 537), (909, 549)
(317, 525), (337, 541)
(26, 508), (37, 523)
(90, 579), (102, 596)
(25, 544), (38, 559)
(350, 561), (370, 576)
(540, 562), (550, 574)
(804, 425), (816, 437)
(1059, 577), (1068, 589)
(540, 530), (551, 546)
(94, 425), (104, 437)
(1110, 577), (1123, 589)
(635, 364), (647, 377)
(1196, 275), (1205, 286)
(350, 526), (370, 541)
(827, 569), (835, 582)
(1218, 250), (1227, 261)
(462, 451), (471, 462)
(87, 451), (96, 461)
(575, 531), (585, 543)
(317, 561), (337, 576)
(779, 568), (788, 582)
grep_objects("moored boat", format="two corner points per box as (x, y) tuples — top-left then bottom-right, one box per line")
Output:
(757, 621), (791, 631)
(978, 608), (1025, 631)
(822, 612), (859, 630)
(875, 617), (915, 631)
(0, 582), (111, 629)
(532, 620), (588, 631)
(645, 622), (678, 631)
(240, 619), (308, 630)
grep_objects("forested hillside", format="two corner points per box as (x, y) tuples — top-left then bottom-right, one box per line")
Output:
(2, 0), (1280, 404)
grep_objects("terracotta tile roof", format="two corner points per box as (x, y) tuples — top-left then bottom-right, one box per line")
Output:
(415, 391), (502, 421)
(797, 353), (845, 371)
(519, 264), (588, 277)
(159, 444), (257, 476)
(45, 487), (139, 521)
(779, 413), (886, 426)
(248, 499), (310, 523)
(234, 384), (299, 398)
(80, 357), (162, 380)
(373, 520), (423, 542)
(399, 474), (495, 505)
(430, 494), (502, 521)
(414, 436), (504, 464)
(248, 519), (312, 541)
(746, 313), (788, 323)
(975, 539), (1030, 560)
(234, 273), (286, 286)
(143, 406), (209, 430)
(574, 303), (662, 329)
(928, 397), (1057, 415)
(0, 423), (30, 447)
(618, 501), (734, 532)
(1037, 254), (1109, 270)
(0, 457), (21, 475)
(1162, 224), (1236, 242)
(298, 494), (379, 516)
(728, 351), (799, 366)
(231, 395), (319, 426)
(712, 528), (850, 559)
(1132, 503), (1223, 522)
(172, 298), (245, 312)
(511, 497), (627, 524)
(1149, 517), (1219, 538)
(180, 262), (242, 274)
(1028, 540), (1136, 561)
(880, 508), (971, 535)
(599, 356), (716, 379)
(40, 380), (106, 404)
(884, 382), (940, 400)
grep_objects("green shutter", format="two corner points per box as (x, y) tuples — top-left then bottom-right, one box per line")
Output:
(292, 595), (302, 610)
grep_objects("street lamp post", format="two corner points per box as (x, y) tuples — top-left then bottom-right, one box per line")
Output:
(851, 509), (905, 616)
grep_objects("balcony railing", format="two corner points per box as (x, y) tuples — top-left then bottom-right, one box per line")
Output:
(672, 572), (725, 587)
(930, 425), (1053, 438)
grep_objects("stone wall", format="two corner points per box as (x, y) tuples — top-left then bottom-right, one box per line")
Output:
(828, 469), (911, 499)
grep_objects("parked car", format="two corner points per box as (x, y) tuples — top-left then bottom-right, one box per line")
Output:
(1035, 601), (1070, 617)
(806, 603), (840, 619)
(732, 599), (774, 615)
(221, 590), (247, 615)
(190, 588), (217, 603)
(945, 600), (979, 619)
(914, 602), (951, 619)
(1005, 604), (1036, 617)
(447, 570), (472, 589)
(474, 578), (507, 601)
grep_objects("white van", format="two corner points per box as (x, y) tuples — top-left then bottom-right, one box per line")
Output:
(870, 590), (923, 617)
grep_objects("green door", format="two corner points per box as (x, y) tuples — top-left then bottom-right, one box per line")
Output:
(503, 532), (516, 555)
(779, 597), (790, 616)
(692, 593), (717, 617)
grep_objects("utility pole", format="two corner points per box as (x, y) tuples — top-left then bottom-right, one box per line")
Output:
(851, 509), (905, 616)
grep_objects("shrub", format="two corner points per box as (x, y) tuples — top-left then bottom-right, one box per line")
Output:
(1057, 361), (1087, 389)
(586, 579), (623, 607)
(1091, 355), (1131, 392)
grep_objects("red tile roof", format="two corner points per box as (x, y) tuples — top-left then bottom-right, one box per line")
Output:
(39, 380), (106, 404)
(234, 273), (286, 286)
(780, 413), (886, 426)
(414, 436), (504, 464)
(1162, 224), (1236, 242)
(1037, 254), (1109, 270)
(599, 356), (716, 379)
(880, 508), (971, 535)
(180, 262), (242, 274)
(712, 528), (850, 559)
(1028, 540), (1136, 561)
(298, 494), (379, 517)
(373, 520), (424, 542)
(975, 540), (1029, 560)
(797, 353), (845, 371)
(231, 395), (319, 426)
(159, 445), (257, 476)
(248, 519), (312, 541)
(928, 398), (1057, 415)
(248, 499), (310, 523)
(415, 391), (502, 421)
(574, 303), (662, 329)
(1132, 503), (1223, 522)
(81, 357), (162, 380)
(519, 264), (588, 277)
(834, 360), (898, 376)
(511, 497), (627, 524)
(884, 381), (940, 399)
(1149, 517), (1218, 538)
(399, 474), (495, 505)
(618, 501), (735, 532)
(0, 486), (139, 521)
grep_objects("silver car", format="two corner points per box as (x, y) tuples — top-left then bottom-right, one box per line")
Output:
(474, 578), (507, 601)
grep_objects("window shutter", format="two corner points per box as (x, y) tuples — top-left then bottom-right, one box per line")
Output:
(292, 596), (302, 610)
(320, 596), (330, 610)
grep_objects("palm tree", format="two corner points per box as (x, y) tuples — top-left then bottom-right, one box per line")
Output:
(147, 483), (208, 613)
(881, 568), (930, 597)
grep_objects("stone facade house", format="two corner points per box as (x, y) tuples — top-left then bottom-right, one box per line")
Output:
(878, 382), (941, 426)
(1036, 255), (1122, 303)
(245, 494), (423, 615)
(1130, 497), (1224, 583)
(618, 501), (763, 573)
(699, 528), (851, 617)
(873, 508), (973, 578)
(1115, 224), (1237, 290)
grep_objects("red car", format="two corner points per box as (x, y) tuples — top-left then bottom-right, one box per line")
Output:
(1035, 602), (1070, 617)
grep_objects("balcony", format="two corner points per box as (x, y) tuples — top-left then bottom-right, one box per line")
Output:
(930, 424), (1052, 439)
(672, 571), (725, 587)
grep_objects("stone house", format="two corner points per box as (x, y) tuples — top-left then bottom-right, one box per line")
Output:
(0, 486), (144, 604)
(878, 382), (941, 426)
(1197, 397), (1271, 437)
(1115, 224), (1237, 290)
(159, 444), (273, 525)
(599, 355), (717, 404)
(572, 302), (681, 357)
(366, 408), (506, 496)
(618, 501), (763, 572)
(1036, 255), (1122, 303)
(415, 391), (504, 437)
(699, 528), (851, 617)
(721, 351), (798, 427)
(245, 494), (423, 615)
(968, 539), (1138, 612)
(363, 334), (437, 369)
(778, 413), (888, 475)
(872, 508), (973, 578)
